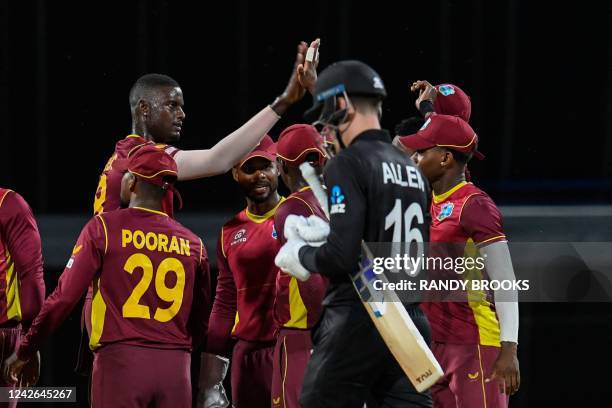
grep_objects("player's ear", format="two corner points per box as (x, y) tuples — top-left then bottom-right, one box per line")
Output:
(138, 99), (149, 118)
(440, 150), (452, 167)
(231, 167), (238, 182)
(128, 173), (137, 192)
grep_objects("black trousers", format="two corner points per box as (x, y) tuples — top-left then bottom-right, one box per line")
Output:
(300, 302), (433, 408)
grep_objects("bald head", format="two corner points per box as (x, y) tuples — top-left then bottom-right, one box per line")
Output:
(129, 73), (180, 112)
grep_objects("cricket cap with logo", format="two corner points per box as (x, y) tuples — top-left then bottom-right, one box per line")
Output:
(398, 114), (485, 160)
(434, 83), (471, 122)
(127, 144), (183, 207)
(304, 60), (387, 123)
(236, 135), (277, 168)
(276, 124), (326, 167)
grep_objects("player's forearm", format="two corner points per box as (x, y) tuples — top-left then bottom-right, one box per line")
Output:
(299, 236), (360, 279)
(174, 106), (280, 180)
(17, 265), (45, 330)
(205, 312), (235, 356)
(480, 241), (519, 343)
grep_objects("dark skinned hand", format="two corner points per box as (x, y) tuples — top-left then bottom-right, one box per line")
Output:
(486, 342), (520, 396)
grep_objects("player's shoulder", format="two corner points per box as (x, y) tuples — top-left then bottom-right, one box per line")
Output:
(461, 183), (496, 206)
(0, 188), (31, 214)
(114, 135), (150, 157)
(459, 184), (501, 218)
(278, 190), (317, 217)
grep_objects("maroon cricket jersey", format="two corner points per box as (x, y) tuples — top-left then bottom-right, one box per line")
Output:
(0, 189), (45, 329)
(421, 182), (506, 346)
(273, 187), (328, 329)
(18, 207), (210, 360)
(207, 199), (285, 354)
(93, 135), (180, 217)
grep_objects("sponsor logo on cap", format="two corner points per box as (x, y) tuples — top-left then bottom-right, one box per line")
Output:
(373, 76), (384, 89)
(438, 85), (456, 96)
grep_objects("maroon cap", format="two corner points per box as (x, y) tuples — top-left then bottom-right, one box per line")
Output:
(237, 135), (276, 168)
(398, 114), (484, 160)
(434, 84), (471, 122)
(127, 145), (179, 187)
(127, 145), (183, 209)
(277, 124), (326, 167)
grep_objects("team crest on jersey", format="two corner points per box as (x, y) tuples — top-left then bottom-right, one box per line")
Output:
(271, 225), (278, 239)
(231, 229), (247, 246)
(438, 85), (455, 96)
(437, 202), (454, 221)
(330, 185), (346, 214)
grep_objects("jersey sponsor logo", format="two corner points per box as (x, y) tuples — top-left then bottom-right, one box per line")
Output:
(231, 228), (247, 246)
(437, 202), (454, 221)
(66, 258), (75, 269)
(438, 85), (456, 96)
(330, 185), (346, 214)
(271, 225), (278, 239)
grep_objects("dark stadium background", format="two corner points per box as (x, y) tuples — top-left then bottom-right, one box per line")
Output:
(1, 1), (610, 406)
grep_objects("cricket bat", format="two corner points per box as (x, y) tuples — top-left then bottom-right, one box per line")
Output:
(299, 162), (443, 392)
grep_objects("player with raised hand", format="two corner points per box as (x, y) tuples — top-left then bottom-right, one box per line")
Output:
(270, 124), (328, 408)
(205, 135), (284, 408)
(275, 60), (433, 407)
(399, 115), (520, 406)
(93, 38), (320, 217)
(0, 189), (45, 404)
(3, 146), (211, 408)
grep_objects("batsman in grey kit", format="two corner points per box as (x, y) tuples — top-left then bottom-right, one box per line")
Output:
(275, 60), (435, 407)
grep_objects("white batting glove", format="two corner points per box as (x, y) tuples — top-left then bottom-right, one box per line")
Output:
(196, 353), (230, 408)
(284, 214), (309, 241)
(284, 214), (329, 246)
(297, 215), (330, 244)
(275, 237), (311, 281)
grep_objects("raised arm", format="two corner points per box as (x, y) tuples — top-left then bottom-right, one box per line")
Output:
(175, 39), (320, 180)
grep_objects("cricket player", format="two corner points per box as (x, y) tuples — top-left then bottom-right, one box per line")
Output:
(0, 189), (45, 408)
(82, 38), (321, 383)
(3, 146), (211, 408)
(206, 136), (284, 407)
(271, 124), (328, 408)
(275, 60), (433, 407)
(398, 114), (520, 406)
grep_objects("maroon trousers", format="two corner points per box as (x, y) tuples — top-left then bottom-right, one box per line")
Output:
(91, 343), (191, 408)
(231, 339), (274, 408)
(271, 329), (312, 408)
(431, 342), (509, 408)
(0, 327), (20, 408)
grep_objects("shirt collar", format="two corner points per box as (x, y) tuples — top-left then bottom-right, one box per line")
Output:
(350, 129), (391, 145)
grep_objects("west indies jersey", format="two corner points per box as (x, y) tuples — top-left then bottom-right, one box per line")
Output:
(273, 187), (327, 330)
(421, 181), (506, 346)
(0, 189), (45, 329)
(207, 199), (285, 354)
(93, 135), (180, 217)
(18, 207), (210, 360)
